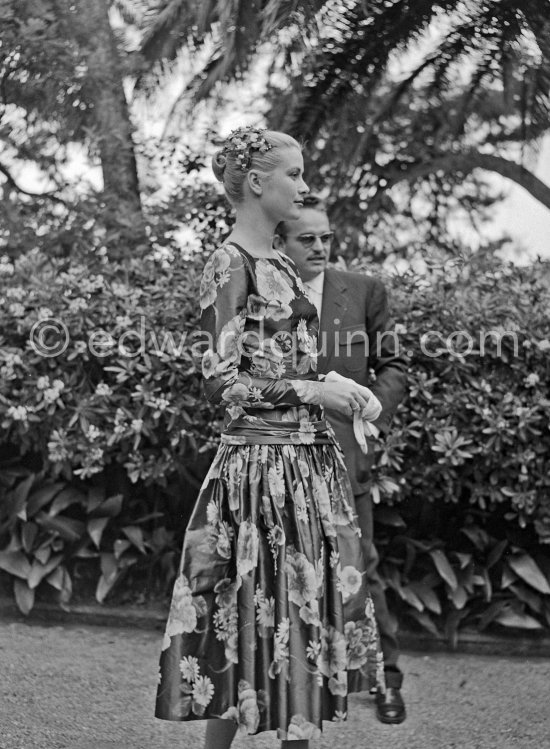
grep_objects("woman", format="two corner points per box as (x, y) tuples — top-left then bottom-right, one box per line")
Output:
(155, 127), (384, 748)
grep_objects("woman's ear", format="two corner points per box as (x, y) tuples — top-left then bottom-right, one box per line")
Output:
(247, 169), (264, 197)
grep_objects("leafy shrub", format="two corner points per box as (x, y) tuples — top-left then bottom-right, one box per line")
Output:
(0, 182), (230, 610)
(355, 250), (550, 639)
(1, 234), (550, 641)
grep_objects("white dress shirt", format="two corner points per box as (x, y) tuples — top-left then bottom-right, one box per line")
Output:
(304, 272), (325, 319)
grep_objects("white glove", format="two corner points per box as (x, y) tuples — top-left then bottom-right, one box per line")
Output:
(324, 371), (382, 455)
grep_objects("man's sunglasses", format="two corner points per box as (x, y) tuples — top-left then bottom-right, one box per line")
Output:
(289, 232), (334, 249)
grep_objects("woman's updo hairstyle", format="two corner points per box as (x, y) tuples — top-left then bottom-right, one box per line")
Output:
(212, 126), (301, 205)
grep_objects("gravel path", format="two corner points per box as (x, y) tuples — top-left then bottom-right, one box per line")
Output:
(1, 620), (549, 749)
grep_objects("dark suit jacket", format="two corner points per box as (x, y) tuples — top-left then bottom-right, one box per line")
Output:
(317, 268), (407, 494)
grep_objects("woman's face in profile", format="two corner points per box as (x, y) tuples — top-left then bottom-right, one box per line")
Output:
(258, 147), (309, 222)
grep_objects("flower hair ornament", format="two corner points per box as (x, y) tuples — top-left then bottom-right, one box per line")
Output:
(220, 126), (273, 172)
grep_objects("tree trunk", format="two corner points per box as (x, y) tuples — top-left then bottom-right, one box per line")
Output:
(68, 0), (142, 214)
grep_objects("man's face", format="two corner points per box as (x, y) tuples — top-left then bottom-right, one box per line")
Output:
(275, 207), (332, 282)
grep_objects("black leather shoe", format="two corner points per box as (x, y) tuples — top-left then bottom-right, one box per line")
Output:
(375, 687), (406, 724)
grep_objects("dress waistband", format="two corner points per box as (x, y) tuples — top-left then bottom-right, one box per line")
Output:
(220, 417), (333, 446)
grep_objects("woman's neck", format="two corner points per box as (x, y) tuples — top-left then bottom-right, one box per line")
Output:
(228, 209), (278, 258)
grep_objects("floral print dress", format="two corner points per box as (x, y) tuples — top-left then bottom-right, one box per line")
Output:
(155, 243), (384, 740)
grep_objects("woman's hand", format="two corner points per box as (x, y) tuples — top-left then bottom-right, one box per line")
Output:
(323, 370), (382, 421)
(292, 375), (381, 421)
(319, 380), (371, 418)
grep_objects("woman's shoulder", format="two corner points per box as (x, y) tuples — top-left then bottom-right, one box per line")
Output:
(199, 243), (252, 309)
(203, 242), (250, 274)
(208, 241), (245, 261)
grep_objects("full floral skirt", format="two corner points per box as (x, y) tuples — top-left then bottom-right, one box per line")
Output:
(155, 440), (384, 740)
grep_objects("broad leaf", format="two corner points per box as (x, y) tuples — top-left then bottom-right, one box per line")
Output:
(410, 582), (442, 614)
(408, 610), (440, 637)
(26, 483), (65, 517)
(14, 579), (35, 615)
(430, 549), (458, 590)
(100, 552), (118, 580)
(49, 487), (86, 516)
(92, 494), (123, 518)
(374, 508), (406, 527)
(114, 539), (132, 559)
(461, 526), (489, 551)
(403, 538), (433, 552)
(454, 552), (472, 569)
(88, 517), (110, 549)
(487, 539), (508, 569)
(495, 609), (543, 630)
(36, 514), (86, 542)
(399, 585), (424, 611)
(508, 555), (550, 595)
(479, 568), (492, 602)
(74, 545), (99, 559)
(96, 571), (120, 603)
(46, 566), (65, 591)
(87, 486), (105, 514)
(457, 565), (475, 594)
(12, 474), (36, 520)
(0, 550), (31, 579)
(28, 555), (63, 589)
(448, 585), (468, 610)
(509, 583), (543, 614)
(34, 544), (52, 565)
(59, 568), (72, 603)
(478, 600), (508, 631)
(21, 522), (39, 553)
(501, 565), (517, 589)
(122, 525), (147, 554)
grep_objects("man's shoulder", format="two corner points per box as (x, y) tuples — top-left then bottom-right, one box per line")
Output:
(325, 266), (385, 292)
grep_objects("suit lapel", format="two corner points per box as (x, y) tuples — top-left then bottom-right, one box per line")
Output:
(318, 270), (348, 371)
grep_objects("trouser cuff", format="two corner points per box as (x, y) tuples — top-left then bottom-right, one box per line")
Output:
(384, 666), (404, 689)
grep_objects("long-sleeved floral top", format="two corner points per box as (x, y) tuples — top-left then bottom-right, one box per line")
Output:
(199, 243), (323, 432)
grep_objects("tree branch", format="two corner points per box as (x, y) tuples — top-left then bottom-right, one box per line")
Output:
(377, 151), (550, 211)
(0, 162), (68, 205)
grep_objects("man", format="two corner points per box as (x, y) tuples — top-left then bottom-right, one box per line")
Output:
(274, 194), (408, 724)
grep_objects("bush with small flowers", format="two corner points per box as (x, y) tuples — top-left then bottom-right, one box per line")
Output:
(349, 249), (550, 640)
(1, 221), (550, 638)
(0, 180), (231, 612)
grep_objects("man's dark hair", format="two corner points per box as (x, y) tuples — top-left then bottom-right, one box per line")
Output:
(275, 193), (328, 238)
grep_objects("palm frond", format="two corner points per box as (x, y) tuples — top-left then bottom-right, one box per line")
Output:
(140, 0), (265, 96)
(141, 0), (199, 61)
(421, 0), (550, 137)
(112, 0), (148, 28)
(271, 0), (463, 140)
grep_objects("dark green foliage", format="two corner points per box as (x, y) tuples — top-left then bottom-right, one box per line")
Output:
(0, 175), (231, 611)
(2, 223), (549, 639)
(362, 250), (550, 639)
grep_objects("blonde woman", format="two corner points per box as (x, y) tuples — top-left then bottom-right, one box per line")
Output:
(156, 127), (384, 749)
